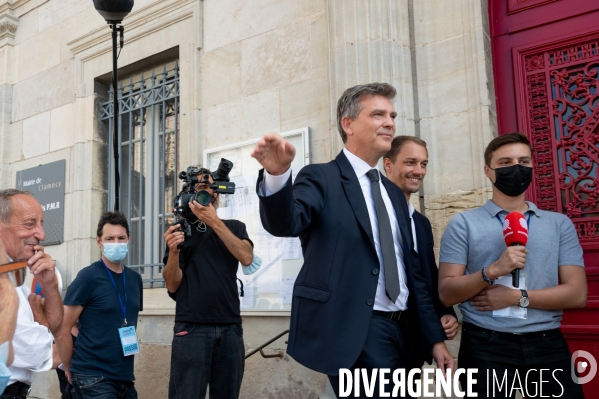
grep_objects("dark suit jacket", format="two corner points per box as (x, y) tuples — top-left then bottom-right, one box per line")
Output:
(257, 151), (446, 375)
(412, 211), (456, 320)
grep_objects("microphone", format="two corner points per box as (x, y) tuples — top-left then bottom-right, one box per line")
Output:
(502, 212), (528, 287)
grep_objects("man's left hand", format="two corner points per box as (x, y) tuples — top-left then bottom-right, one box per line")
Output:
(441, 315), (458, 340)
(432, 342), (455, 375)
(470, 285), (520, 311)
(28, 245), (57, 290)
(189, 201), (220, 228)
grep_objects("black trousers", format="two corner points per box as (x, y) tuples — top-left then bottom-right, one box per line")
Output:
(458, 322), (584, 399)
(328, 314), (416, 399)
(56, 369), (74, 399)
(169, 323), (244, 399)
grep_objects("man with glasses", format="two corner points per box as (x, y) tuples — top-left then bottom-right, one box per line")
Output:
(0, 189), (62, 399)
(57, 211), (143, 399)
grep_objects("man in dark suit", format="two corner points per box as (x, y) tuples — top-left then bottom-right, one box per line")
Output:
(251, 83), (454, 398)
(383, 136), (458, 362)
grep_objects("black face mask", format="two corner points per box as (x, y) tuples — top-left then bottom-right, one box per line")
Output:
(490, 164), (533, 197)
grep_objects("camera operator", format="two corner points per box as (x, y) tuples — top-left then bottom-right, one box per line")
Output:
(163, 167), (253, 399)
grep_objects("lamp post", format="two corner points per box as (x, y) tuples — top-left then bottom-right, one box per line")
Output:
(93, 0), (134, 212)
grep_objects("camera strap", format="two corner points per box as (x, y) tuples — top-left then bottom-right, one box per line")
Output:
(184, 225), (214, 262)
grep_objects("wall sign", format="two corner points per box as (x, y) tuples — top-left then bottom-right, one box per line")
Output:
(16, 160), (66, 246)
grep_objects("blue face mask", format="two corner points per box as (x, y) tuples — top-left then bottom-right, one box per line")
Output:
(0, 342), (10, 393)
(102, 243), (129, 263)
(242, 255), (262, 275)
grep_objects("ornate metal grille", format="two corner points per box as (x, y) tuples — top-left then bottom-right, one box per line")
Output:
(100, 63), (180, 287)
(520, 35), (599, 248)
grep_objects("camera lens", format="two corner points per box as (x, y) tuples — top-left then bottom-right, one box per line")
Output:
(195, 190), (211, 206)
(212, 158), (233, 182)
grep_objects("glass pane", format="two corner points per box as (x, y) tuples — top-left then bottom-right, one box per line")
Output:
(164, 131), (176, 217)
(140, 217), (145, 265)
(129, 219), (140, 266)
(129, 139), (143, 218)
(121, 112), (131, 143)
(165, 114), (175, 131)
(121, 142), (131, 216)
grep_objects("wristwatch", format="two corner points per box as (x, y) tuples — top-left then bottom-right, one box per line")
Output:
(518, 289), (529, 308)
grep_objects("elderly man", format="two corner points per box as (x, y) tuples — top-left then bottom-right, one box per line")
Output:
(0, 189), (63, 399)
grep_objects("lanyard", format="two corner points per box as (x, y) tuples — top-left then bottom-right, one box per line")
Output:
(495, 213), (532, 230)
(100, 258), (128, 325)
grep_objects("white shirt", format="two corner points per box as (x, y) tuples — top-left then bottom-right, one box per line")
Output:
(409, 202), (418, 254)
(262, 148), (409, 311)
(8, 285), (53, 385)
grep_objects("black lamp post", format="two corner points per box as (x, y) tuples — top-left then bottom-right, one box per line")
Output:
(93, 0), (134, 212)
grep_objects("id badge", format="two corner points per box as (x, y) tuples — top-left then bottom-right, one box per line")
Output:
(118, 326), (140, 356)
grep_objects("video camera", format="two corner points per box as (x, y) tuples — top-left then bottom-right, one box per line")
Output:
(173, 159), (235, 242)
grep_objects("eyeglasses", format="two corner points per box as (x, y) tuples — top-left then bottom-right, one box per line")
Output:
(0, 261), (28, 287)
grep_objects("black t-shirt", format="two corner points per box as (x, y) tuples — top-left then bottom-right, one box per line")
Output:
(64, 261), (143, 381)
(164, 219), (252, 324)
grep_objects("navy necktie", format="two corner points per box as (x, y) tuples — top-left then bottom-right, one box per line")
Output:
(366, 169), (400, 302)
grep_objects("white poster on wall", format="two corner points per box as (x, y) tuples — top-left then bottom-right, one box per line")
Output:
(204, 127), (310, 314)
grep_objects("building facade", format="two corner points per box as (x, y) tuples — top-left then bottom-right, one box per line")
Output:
(0, 0), (596, 398)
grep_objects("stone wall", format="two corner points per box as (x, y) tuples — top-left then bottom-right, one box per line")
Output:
(2, 0), (498, 398)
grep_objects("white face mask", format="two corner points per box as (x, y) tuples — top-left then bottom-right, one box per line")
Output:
(102, 242), (129, 263)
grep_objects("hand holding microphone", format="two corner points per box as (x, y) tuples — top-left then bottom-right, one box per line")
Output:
(501, 212), (528, 287)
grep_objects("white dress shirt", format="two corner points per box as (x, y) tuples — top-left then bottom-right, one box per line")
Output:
(409, 202), (418, 254)
(7, 285), (53, 385)
(262, 148), (409, 311)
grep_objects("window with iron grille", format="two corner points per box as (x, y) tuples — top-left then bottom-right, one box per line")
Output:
(99, 62), (180, 288)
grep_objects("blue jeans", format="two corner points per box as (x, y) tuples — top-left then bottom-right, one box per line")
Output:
(169, 323), (245, 399)
(71, 374), (137, 399)
(458, 322), (584, 398)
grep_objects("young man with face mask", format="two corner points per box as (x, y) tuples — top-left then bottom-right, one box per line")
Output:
(56, 212), (143, 399)
(438, 133), (587, 398)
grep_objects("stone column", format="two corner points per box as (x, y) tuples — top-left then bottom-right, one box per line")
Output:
(0, 8), (18, 188)
(326, 0), (414, 156)
(412, 0), (497, 252)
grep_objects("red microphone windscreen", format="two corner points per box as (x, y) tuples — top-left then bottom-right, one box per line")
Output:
(502, 212), (528, 246)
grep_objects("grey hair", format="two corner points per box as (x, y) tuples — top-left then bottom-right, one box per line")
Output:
(0, 189), (35, 224)
(336, 82), (397, 143)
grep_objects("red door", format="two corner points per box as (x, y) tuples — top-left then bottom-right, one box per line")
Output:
(491, 0), (599, 396)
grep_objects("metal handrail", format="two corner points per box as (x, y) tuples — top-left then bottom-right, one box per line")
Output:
(245, 329), (289, 359)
